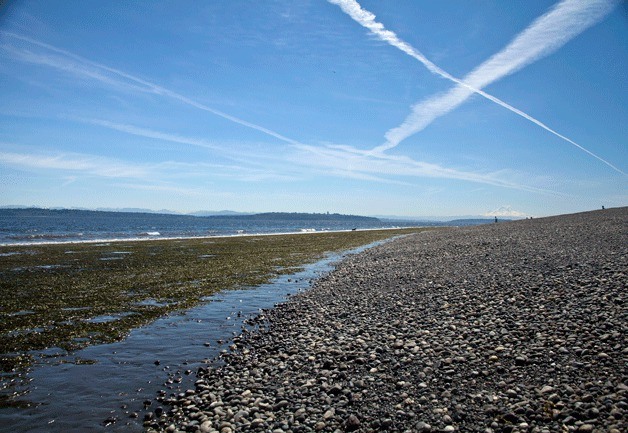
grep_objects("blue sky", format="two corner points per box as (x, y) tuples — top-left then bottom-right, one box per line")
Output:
(0, 0), (626, 217)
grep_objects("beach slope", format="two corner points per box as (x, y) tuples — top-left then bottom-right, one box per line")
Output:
(149, 208), (626, 433)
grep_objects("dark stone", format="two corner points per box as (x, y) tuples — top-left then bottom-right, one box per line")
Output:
(503, 412), (520, 423)
(344, 414), (361, 432)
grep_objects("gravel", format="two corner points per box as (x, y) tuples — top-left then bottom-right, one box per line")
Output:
(146, 208), (626, 433)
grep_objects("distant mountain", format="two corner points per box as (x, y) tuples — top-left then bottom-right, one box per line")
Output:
(189, 210), (254, 217)
(482, 206), (528, 218)
(95, 207), (182, 215)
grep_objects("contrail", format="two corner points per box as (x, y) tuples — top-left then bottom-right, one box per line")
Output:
(0, 31), (301, 146)
(0, 32), (536, 191)
(329, 0), (625, 175)
(85, 119), (223, 151)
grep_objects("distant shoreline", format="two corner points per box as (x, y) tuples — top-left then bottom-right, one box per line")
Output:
(0, 207), (519, 247)
(0, 226), (428, 248)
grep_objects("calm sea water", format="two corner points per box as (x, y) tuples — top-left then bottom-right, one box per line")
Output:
(0, 209), (411, 245)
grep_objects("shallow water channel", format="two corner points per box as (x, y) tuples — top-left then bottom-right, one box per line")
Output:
(2, 242), (381, 432)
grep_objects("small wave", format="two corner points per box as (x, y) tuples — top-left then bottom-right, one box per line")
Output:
(140, 231), (161, 236)
(299, 228), (316, 233)
(8, 232), (83, 241)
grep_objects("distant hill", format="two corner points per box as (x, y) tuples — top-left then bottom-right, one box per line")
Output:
(0, 207), (195, 220)
(95, 207), (181, 214)
(0, 207), (381, 223)
(202, 212), (380, 222)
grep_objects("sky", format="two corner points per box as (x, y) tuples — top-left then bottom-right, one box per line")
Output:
(0, 0), (626, 218)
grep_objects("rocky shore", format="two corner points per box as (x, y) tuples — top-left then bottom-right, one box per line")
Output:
(146, 208), (626, 433)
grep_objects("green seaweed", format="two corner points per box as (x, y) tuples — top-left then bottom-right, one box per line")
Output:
(0, 228), (431, 402)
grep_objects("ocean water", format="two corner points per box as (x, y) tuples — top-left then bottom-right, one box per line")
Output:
(0, 209), (409, 245)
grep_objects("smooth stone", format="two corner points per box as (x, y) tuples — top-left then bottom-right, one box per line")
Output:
(415, 421), (432, 431)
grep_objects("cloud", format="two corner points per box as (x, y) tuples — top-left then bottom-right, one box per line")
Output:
(292, 143), (556, 194)
(0, 142), (301, 187)
(0, 28), (599, 192)
(330, 0), (624, 175)
(0, 150), (151, 179)
(111, 182), (204, 196)
(80, 116), (545, 190)
(156, 160), (299, 183)
(0, 31), (300, 146)
(79, 118), (304, 180)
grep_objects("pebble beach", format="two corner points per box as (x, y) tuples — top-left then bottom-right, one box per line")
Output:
(146, 208), (626, 433)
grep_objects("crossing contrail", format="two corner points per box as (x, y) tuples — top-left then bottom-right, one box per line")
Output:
(329, 0), (625, 175)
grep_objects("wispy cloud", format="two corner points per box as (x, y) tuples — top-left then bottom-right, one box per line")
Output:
(111, 182), (204, 196)
(0, 150), (151, 179)
(292, 143), (556, 194)
(0, 144), (299, 185)
(79, 116), (541, 190)
(156, 159), (299, 183)
(0, 31), (301, 146)
(80, 118), (304, 178)
(329, 0), (624, 175)
(84, 119), (223, 151)
(0, 29), (594, 191)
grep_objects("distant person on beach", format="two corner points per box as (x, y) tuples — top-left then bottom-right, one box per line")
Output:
(494, 216), (498, 223)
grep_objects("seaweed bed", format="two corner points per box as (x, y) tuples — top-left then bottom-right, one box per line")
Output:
(0, 228), (430, 402)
